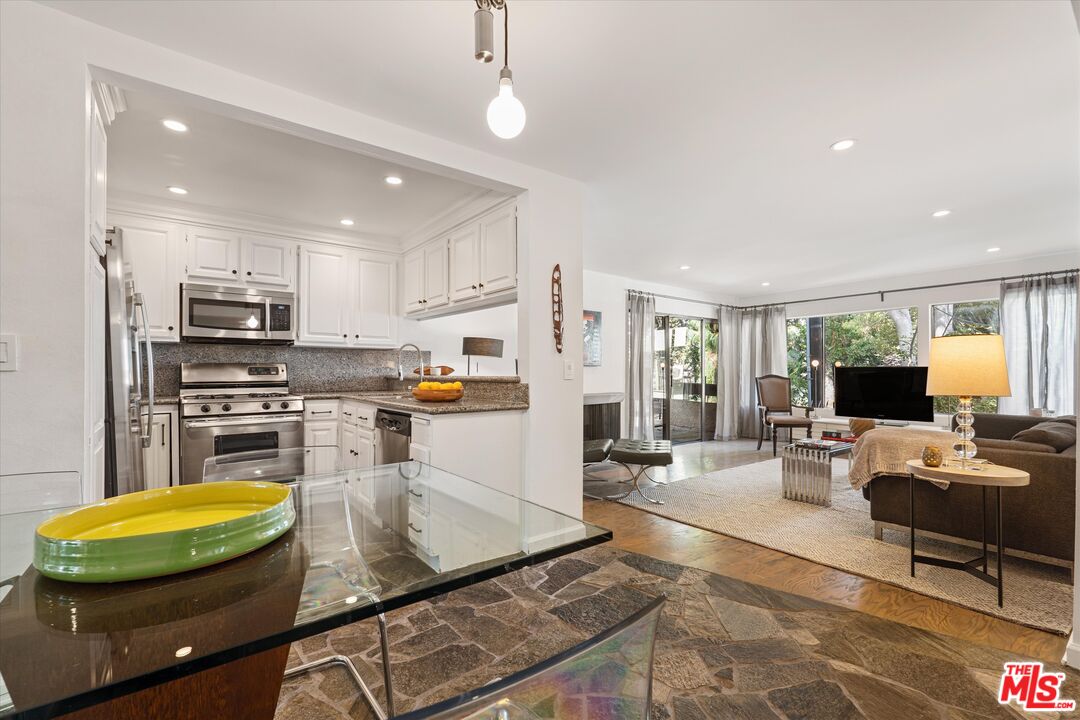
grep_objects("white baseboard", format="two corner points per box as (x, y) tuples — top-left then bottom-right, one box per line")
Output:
(1064, 631), (1080, 669)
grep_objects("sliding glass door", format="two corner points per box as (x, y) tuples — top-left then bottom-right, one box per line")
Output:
(652, 314), (718, 444)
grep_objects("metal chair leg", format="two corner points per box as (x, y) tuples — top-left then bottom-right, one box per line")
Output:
(285, 611), (396, 720)
(605, 464), (664, 505)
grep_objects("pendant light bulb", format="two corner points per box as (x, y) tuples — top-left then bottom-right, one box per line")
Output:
(487, 68), (526, 139)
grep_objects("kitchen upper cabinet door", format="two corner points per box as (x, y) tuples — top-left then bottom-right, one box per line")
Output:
(186, 228), (241, 283)
(403, 248), (424, 314)
(448, 226), (481, 302)
(117, 217), (180, 342)
(88, 101), (108, 257)
(242, 235), (295, 289)
(298, 245), (350, 346)
(423, 240), (450, 309)
(353, 256), (397, 347)
(479, 206), (516, 295)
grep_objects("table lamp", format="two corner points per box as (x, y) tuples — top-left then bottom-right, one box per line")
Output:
(462, 337), (503, 376)
(926, 334), (1011, 467)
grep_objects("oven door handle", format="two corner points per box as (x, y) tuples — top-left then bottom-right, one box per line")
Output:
(183, 414), (304, 429)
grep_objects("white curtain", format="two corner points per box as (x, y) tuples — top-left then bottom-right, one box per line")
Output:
(714, 304), (788, 439)
(999, 272), (1078, 416)
(626, 290), (656, 440)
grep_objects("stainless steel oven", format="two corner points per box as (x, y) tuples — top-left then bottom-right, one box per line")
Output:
(181, 283), (295, 344)
(178, 362), (305, 484)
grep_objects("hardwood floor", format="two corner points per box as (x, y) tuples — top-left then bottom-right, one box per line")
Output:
(581, 438), (1069, 663)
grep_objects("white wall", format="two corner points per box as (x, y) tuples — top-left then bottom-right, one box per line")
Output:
(747, 251), (1079, 369)
(404, 303), (519, 376)
(582, 269), (733, 434)
(0, 1), (584, 517)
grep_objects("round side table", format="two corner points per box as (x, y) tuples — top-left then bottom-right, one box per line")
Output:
(905, 459), (1030, 608)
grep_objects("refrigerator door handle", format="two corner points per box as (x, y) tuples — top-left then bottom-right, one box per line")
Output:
(135, 292), (155, 448)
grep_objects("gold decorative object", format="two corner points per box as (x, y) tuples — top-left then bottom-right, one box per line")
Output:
(921, 445), (944, 467)
(849, 418), (876, 437)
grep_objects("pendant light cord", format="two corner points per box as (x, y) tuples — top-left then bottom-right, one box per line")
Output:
(503, 0), (509, 69)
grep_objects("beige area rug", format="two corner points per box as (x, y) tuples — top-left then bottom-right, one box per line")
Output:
(612, 458), (1073, 635)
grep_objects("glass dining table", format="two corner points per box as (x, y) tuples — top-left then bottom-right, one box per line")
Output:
(0, 462), (611, 719)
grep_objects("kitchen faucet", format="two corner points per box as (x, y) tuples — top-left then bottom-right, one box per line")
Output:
(398, 343), (426, 383)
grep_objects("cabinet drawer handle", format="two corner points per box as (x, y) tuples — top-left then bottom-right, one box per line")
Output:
(408, 522), (422, 534)
(311, 410), (333, 416)
(408, 489), (422, 498)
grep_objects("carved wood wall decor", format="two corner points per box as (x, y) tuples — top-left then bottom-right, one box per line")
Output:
(551, 264), (564, 354)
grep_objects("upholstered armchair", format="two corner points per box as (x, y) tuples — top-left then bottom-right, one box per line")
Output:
(756, 374), (813, 456)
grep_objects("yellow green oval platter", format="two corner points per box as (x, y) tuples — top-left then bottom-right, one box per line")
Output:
(34, 481), (295, 583)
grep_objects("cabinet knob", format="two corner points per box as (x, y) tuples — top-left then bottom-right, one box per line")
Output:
(232, 269), (238, 275)
(168, 325), (174, 331)
(355, 334), (359, 339)
(343, 334), (348, 338)
(246, 271), (252, 276)
(479, 282), (484, 289)
(472, 284), (477, 290)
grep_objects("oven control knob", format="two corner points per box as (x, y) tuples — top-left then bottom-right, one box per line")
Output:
(262, 402), (272, 410)
(200, 404), (211, 413)
(280, 401), (290, 409)
(222, 403), (232, 412)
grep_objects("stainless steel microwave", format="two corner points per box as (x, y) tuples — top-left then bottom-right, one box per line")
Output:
(181, 283), (295, 344)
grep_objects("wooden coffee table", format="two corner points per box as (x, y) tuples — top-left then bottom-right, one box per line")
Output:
(905, 459), (1030, 608)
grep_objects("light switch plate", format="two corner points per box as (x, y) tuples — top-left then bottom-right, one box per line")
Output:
(563, 359), (575, 380)
(0, 333), (18, 371)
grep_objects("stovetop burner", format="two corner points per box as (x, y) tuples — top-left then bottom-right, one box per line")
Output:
(247, 392), (289, 398)
(189, 393), (235, 400)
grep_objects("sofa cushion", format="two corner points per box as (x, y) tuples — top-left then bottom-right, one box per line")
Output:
(975, 437), (1058, 454)
(1012, 421), (1077, 452)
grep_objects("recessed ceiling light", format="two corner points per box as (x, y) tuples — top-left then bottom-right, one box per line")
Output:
(986, 247), (1001, 253)
(931, 209), (951, 218)
(340, 218), (355, 226)
(384, 175), (403, 186)
(830, 138), (856, 152)
(167, 186), (188, 195)
(679, 265), (691, 270)
(761, 281), (771, 287)
(162, 119), (188, 133)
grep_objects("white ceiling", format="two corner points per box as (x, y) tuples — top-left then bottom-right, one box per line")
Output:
(107, 91), (493, 243)
(49, 1), (1080, 295)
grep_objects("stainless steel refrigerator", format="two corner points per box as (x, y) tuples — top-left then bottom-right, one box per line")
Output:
(104, 227), (155, 497)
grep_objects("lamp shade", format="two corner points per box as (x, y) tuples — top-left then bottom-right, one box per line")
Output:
(461, 337), (504, 358)
(926, 334), (1011, 397)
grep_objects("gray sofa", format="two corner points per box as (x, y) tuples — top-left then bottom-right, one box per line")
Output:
(862, 413), (1076, 562)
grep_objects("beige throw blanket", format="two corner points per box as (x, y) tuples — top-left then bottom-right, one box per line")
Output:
(848, 428), (954, 490)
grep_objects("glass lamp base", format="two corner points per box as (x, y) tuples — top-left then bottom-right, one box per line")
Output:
(952, 396), (977, 468)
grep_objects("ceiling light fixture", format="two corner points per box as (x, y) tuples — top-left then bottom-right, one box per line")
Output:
(932, 209), (951, 218)
(830, 138), (856, 151)
(475, 0), (525, 139)
(167, 186), (188, 195)
(340, 218), (355, 226)
(679, 265), (691, 271)
(162, 119), (188, 133)
(986, 247), (1001, 253)
(384, 175), (403, 186)
(761, 281), (771, 287)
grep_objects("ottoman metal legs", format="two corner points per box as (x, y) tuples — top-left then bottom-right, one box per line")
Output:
(603, 439), (674, 505)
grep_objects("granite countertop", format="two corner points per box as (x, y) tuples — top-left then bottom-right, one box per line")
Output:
(400, 374), (521, 384)
(304, 391), (528, 416)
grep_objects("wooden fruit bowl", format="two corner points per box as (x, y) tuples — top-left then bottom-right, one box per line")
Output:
(411, 387), (464, 403)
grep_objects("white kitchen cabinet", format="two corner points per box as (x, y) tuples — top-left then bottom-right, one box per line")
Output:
(298, 245), (351, 345)
(143, 412), (173, 490)
(114, 215), (182, 342)
(304, 420), (340, 475)
(242, 235), (295, 290)
(186, 227), (242, 283)
(423, 240), (450, 309)
(351, 255), (397, 347)
(409, 411), (522, 496)
(340, 422), (359, 469)
(355, 428), (375, 469)
(448, 225), (481, 302)
(402, 248), (425, 313)
(89, 100), (108, 257)
(479, 205), (516, 295)
(85, 245), (107, 503)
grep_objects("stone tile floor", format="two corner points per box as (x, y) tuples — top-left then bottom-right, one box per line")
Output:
(275, 546), (1078, 719)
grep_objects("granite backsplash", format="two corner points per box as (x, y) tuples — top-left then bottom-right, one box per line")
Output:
(148, 343), (428, 396)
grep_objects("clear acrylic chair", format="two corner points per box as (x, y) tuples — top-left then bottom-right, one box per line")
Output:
(393, 594), (666, 720)
(201, 445), (343, 484)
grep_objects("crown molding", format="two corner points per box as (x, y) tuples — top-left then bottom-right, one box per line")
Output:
(401, 189), (515, 252)
(108, 191), (401, 255)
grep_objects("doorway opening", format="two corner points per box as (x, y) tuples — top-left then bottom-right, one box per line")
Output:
(652, 314), (718, 443)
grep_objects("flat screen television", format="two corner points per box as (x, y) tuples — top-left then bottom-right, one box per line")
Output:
(834, 366), (934, 422)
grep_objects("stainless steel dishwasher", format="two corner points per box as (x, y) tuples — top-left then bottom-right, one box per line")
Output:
(375, 409), (411, 465)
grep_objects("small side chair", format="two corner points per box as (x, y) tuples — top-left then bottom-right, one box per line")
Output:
(756, 374), (813, 456)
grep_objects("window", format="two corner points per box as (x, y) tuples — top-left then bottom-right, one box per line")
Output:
(931, 299), (1001, 413)
(786, 318), (809, 406)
